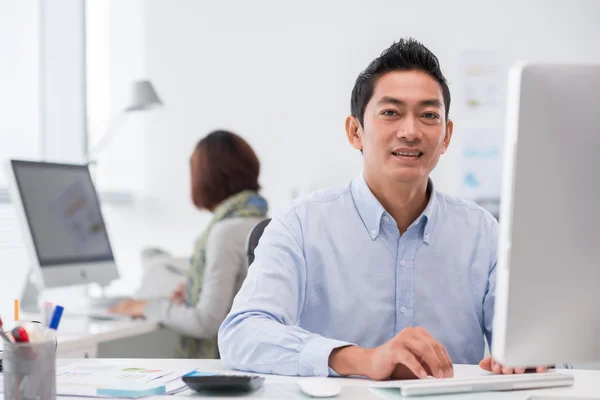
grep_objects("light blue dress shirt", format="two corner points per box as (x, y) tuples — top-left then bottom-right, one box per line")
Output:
(218, 173), (499, 377)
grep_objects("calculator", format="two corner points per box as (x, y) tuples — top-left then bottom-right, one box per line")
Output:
(182, 375), (265, 393)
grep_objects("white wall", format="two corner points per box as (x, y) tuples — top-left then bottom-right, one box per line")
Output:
(88, 0), (152, 290)
(130, 0), (600, 256)
(0, 0), (40, 315)
(40, 0), (87, 163)
(0, 0), (40, 183)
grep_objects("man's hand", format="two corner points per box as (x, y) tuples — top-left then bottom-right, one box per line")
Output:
(329, 327), (453, 381)
(109, 299), (148, 318)
(479, 356), (547, 374)
(170, 282), (186, 305)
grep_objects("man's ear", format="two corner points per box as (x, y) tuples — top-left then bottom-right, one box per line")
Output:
(346, 115), (363, 152)
(441, 119), (453, 154)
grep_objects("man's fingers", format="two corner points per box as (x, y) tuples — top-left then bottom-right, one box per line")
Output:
(434, 343), (454, 378)
(479, 356), (493, 371)
(404, 338), (445, 378)
(426, 341), (452, 378)
(536, 366), (547, 373)
(481, 357), (534, 375)
(485, 358), (536, 375)
(391, 349), (428, 379)
(502, 365), (514, 374)
(412, 329), (453, 378)
(492, 359), (502, 374)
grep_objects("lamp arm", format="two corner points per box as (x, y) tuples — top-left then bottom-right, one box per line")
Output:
(87, 110), (128, 164)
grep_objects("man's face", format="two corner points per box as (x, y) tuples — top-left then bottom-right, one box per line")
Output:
(347, 70), (453, 185)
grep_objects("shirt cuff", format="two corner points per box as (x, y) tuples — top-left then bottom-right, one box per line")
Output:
(143, 298), (168, 322)
(298, 336), (353, 377)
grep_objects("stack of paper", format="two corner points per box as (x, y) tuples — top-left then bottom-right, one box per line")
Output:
(56, 363), (193, 397)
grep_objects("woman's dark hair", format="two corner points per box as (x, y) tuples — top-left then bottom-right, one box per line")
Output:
(351, 37), (451, 125)
(191, 130), (260, 210)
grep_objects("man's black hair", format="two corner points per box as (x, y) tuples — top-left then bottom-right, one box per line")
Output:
(350, 38), (451, 126)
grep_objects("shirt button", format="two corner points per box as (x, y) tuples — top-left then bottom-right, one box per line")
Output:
(313, 369), (319, 375)
(371, 229), (377, 235)
(400, 306), (407, 314)
(399, 259), (406, 266)
(383, 216), (389, 222)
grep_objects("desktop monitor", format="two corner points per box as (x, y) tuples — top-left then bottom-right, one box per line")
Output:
(492, 63), (600, 367)
(5, 160), (119, 290)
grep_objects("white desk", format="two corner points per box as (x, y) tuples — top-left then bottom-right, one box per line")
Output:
(56, 359), (600, 399)
(1, 316), (163, 358)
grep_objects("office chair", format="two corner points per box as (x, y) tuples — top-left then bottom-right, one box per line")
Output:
(245, 218), (271, 268)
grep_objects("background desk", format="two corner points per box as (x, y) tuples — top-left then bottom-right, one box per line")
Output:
(56, 359), (600, 399)
(1, 316), (179, 359)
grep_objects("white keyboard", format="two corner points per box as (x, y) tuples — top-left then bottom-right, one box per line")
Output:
(64, 308), (131, 321)
(372, 372), (574, 396)
(87, 295), (131, 309)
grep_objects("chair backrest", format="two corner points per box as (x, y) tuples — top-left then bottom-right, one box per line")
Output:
(245, 218), (271, 268)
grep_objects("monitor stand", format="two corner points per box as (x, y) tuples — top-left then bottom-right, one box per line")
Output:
(20, 272), (44, 314)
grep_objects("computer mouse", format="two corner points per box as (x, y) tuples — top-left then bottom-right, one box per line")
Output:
(296, 378), (341, 398)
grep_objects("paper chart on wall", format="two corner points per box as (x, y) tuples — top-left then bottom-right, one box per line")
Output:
(459, 128), (504, 200)
(459, 50), (503, 113)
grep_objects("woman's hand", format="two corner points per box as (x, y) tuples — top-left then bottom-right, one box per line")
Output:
(109, 299), (148, 318)
(170, 282), (187, 305)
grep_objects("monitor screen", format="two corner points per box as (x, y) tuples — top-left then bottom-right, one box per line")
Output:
(11, 161), (114, 267)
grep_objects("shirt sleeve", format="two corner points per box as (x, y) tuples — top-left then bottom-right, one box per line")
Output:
(144, 221), (244, 339)
(483, 215), (499, 348)
(218, 212), (352, 377)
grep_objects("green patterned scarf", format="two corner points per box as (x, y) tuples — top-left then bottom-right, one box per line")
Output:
(178, 190), (268, 358)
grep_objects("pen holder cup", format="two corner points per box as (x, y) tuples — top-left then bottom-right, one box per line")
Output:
(3, 339), (56, 400)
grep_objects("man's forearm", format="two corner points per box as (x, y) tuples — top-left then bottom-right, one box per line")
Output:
(220, 312), (353, 376)
(328, 345), (373, 376)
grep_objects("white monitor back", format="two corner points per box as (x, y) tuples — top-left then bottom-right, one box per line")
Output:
(5, 160), (119, 289)
(493, 63), (600, 367)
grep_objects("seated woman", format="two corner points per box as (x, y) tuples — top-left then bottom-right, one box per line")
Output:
(110, 130), (268, 358)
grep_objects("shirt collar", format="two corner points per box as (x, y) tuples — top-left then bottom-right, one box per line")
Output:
(351, 173), (386, 240)
(415, 180), (438, 244)
(350, 172), (438, 243)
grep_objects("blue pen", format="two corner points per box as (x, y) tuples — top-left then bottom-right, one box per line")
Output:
(49, 305), (64, 330)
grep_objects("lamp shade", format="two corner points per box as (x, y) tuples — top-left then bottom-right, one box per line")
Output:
(124, 80), (163, 112)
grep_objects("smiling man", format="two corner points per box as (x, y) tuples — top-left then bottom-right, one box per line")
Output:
(218, 38), (543, 380)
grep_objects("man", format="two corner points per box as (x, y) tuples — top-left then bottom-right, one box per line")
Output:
(218, 38), (544, 380)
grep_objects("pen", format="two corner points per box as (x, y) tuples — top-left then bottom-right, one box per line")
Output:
(14, 299), (19, 321)
(49, 305), (64, 330)
(43, 302), (53, 328)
